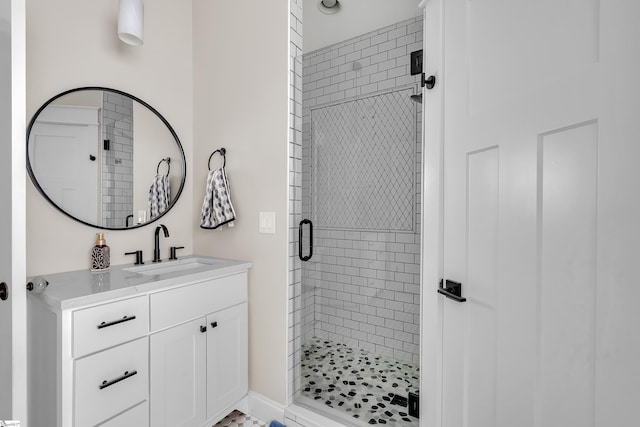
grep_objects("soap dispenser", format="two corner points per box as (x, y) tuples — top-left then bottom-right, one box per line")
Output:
(91, 233), (111, 271)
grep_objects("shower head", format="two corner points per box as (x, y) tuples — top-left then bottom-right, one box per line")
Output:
(410, 93), (423, 104)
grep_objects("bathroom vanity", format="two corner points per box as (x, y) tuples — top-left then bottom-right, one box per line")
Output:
(27, 256), (251, 427)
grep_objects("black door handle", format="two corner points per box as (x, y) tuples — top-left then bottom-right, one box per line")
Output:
(200, 325), (207, 333)
(0, 282), (7, 301)
(299, 219), (313, 261)
(438, 279), (466, 302)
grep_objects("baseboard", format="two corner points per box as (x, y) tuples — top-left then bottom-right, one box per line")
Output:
(284, 403), (348, 427)
(247, 391), (286, 424)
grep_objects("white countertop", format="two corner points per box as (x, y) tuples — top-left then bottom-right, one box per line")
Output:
(28, 256), (252, 310)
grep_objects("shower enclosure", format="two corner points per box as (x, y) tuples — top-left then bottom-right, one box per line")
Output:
(288, 8), (424, 426)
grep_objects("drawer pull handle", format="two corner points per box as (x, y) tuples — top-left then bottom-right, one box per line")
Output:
(97, 315), (137, 329)
(210, 321), (218, 328)
(99, 370), (138, 390)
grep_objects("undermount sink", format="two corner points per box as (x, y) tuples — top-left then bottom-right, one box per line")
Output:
(123, 257), (224, 276)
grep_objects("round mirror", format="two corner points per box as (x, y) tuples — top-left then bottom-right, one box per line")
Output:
(27, 87), (186, 230)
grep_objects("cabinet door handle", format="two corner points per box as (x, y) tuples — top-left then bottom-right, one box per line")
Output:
(200, 325), (207, 333)
(99, 370), (138, 390)
(210, 321), (218, 328)
(97, 315), (137, 329)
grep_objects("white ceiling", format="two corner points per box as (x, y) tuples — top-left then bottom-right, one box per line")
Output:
(302, 0), (422, 53)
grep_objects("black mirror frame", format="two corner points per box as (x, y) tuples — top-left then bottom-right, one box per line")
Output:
(26, 86), (187, 230)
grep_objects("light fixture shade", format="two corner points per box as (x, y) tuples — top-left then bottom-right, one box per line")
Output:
(118, 0), (144, 46)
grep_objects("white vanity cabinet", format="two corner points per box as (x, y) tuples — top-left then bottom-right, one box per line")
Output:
(149, 303), (248, 427)
(150, 317), (207, 426)
(27, 257), (251, 427)
(28, 294), (151, 427)
(149, 273), (248, 427)
(206, 302), (248, 418)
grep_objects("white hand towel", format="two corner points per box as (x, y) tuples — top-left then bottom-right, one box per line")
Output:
(149, 174), (170, 219)
(201, 167), (236, 229)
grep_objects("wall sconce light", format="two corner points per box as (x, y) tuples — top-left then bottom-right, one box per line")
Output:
(118, 0), (144, 46)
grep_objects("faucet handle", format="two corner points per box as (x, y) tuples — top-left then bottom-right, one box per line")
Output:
(125, 250), (144, 265)
(169, 246), (184, 260)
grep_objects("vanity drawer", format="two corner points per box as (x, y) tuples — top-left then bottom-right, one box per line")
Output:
(100, 401), (149, 427)
(149, 272), (247, 331)
(74, 337), (148, 427)
(73, 295), (149, 357)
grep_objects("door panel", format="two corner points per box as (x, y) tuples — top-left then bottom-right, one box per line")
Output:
(538, 121), (597, 426)
(434, 0), (640, 426)
(206, 303), (248, 419)
(0, 5), (11, 417)
(465, 147), (499, 427)
(30, 109), (100, 224)
(0, 0), (25, 422)
(150, 318), (207, 427)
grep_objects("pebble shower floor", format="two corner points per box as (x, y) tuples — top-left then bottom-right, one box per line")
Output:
(300, 337), (420, 426)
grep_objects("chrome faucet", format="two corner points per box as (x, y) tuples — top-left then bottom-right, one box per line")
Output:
(153, 224), (170, 263)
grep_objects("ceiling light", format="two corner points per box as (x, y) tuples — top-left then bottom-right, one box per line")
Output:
(319, 0), (341, 15)
(118, 0), (144, 46)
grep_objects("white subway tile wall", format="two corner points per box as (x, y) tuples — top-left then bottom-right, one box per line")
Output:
(288, 0), (304, 404)
(310, 88), (417, 231)
(287, 6), (424, 403)
(102, 92), (134, 228)
(301, 15), (423, 364)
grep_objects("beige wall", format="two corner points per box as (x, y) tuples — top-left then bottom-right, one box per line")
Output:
(192, 1), (290, 405)
(27, 0), (289, 407)
(27, 0), (289, 408)
(26, 0), (194, 275)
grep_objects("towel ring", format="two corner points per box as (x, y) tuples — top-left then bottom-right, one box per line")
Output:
(157, 157), (170, 176)
(208, 148), (226, 170)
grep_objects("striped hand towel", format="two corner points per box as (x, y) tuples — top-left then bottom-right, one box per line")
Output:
(149, 174), (170, 219)
(200, 167), (236, 229)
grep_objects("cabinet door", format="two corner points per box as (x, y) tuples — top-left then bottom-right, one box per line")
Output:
(150, 318), (207, 427)
(206, 303), (248, 419)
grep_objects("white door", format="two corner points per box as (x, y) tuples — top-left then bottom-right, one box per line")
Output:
(0, 0), (26, 423)
(29, 106), (100, 225)
(150, 318), (207, 427)
(206, 303), (248, 419)
(424, 0), (640, 426)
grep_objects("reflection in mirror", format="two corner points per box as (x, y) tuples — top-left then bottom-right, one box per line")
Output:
(27, 87), (185, 230)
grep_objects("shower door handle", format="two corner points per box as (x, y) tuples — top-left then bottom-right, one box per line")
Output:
(299, 219), (313, 261)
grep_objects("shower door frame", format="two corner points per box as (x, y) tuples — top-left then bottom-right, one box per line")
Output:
(286, 2), (435, 426)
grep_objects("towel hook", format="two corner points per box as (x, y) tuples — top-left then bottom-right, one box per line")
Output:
(208, 148), (226, 170)
(157, 157), (170, 176)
